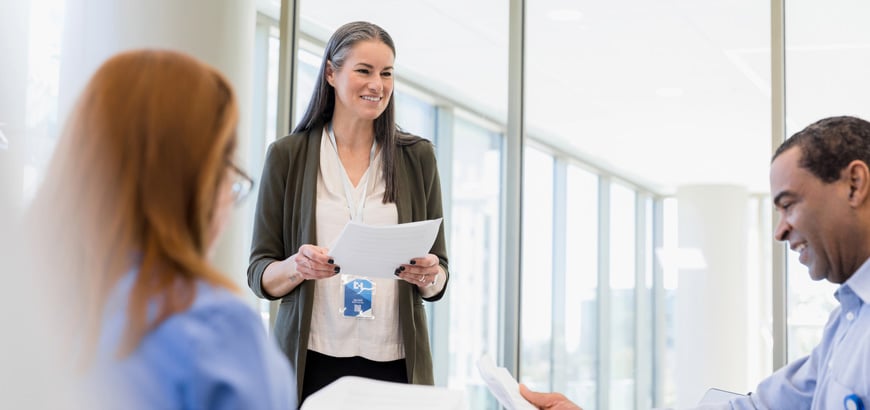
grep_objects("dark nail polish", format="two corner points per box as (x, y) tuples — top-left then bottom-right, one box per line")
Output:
(399, 266), (405, 271)
(328, 259), (334, 264)
(334, 267), (340, 274)
(394, 269), (400, 276)
(410, 260), (416, 265)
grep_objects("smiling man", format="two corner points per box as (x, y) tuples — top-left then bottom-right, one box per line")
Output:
(731, 115), (870, 409)
(520, 116), (870, 410)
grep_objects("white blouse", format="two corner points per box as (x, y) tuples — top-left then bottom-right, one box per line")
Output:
(307, 128), (403, 362)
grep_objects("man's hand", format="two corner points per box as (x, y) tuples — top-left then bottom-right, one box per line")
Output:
(519, 384), (584, 410)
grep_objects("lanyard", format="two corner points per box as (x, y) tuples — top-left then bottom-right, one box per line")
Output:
(328, 123), (377, 222)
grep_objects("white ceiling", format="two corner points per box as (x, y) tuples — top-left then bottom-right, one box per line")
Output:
(295, 0), (870, 195)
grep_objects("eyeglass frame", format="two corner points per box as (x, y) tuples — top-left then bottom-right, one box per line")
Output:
(226, 161), (254, 205)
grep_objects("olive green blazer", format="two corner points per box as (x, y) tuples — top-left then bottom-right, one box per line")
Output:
(247, 124), (449, 403)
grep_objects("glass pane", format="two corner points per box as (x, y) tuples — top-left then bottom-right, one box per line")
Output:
(563, 165), (599, 407)
(394, 91), (435, 142)
(661, 198), (678, 407)
(783, 0), (862, 362)
(449, 117), (502, 408)
(746, 196), (773, 383)
(520, 146), (555, 391)
(609, 182), (636, 410)
(293, 47), (320, 130)
(641, 196), (654, 406)
(23, 0), (67, 205)
(265, 30), (280, 147)
(786, 255), (837, 360)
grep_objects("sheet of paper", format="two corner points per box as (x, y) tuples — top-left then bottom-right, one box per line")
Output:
(698, 387), (745, 404)
(328, 218), (442, 279)
(477, 354), (537, 410)
(300, 376), (468, 410)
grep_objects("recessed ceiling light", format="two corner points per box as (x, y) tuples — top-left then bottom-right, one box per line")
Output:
(547, 9), (582, 22)
(655, 87), (684, 98)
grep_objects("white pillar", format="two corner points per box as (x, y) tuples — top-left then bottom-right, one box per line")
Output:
(0, 0), (28, 225)
(0, 5), (55, 409)
(674, 185), (749, 407)
(59, 0), (257, 294)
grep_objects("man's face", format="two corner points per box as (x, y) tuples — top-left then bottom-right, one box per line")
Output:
(770, 147), (854, 284)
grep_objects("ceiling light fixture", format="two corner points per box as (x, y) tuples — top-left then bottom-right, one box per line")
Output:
(547, 9), (582, 22)
(655, 87), (684, 98)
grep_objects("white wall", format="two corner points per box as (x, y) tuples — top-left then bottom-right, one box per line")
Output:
(59, 0), (258, 293)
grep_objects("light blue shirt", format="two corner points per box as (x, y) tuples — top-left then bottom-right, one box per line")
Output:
(728, 257), (870, 410)
(84, 271), (296, 410)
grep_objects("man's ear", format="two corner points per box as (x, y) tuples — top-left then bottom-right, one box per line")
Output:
(847, 160), (870, 205)
(325, 61), (336, 86)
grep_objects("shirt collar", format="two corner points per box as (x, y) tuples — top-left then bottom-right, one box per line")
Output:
(837, 256), (870, 305)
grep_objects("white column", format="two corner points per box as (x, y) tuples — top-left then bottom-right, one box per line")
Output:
(59, 0), (257, 294)
(0, 5), (60, 410)
(674, 185), (749, 407)
(0, 0), (28, 224)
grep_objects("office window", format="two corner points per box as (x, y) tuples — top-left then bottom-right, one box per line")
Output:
(448, 116), (503, 408)
(786, 254), (836, 359)
(746, 195), (773, 382)
(640, 195), (655, 408)
(609, 182), (636, 410)
(520, 145), (555, 391)
(263, 29), (280, 147)
(783, 0), (863, 361)
(395, 91), (436, 142)
(292, 46), (321, 130)
(562, 164), (599, 407)
(22, 0), (67, 205)
(660, 197), (679, 407)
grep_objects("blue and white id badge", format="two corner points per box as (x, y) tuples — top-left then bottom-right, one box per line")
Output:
(341, 275), (375, 319)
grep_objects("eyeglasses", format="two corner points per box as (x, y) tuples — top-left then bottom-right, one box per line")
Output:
(227, 161), (254, 205)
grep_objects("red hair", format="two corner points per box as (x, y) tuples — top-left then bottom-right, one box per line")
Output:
(28, 49), (240, 362)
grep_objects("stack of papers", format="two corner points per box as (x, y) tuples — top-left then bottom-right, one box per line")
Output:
(329, 218), (442, 278)
(300, 376), (467, 410)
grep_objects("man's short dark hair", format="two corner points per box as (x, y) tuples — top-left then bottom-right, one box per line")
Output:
(773, 116), (870, 183)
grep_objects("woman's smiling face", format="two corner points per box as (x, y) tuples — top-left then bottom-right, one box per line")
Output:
(327, 40), (395, 122)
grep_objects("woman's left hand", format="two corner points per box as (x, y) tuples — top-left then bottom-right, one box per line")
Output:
(395, 254), (441, 288)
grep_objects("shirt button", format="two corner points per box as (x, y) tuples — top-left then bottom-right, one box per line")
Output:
(846, 311), (855, 321)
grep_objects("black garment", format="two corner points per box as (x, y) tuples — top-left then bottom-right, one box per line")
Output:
(300, 350), (408, 405)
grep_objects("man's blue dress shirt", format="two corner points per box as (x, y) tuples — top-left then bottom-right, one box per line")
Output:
(728, 257), (870, 410)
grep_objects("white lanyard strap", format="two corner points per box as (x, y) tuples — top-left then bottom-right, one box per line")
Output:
(328, 123), (377, 222)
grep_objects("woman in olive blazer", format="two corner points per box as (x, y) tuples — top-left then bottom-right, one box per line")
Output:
(247, 21), (449, 406)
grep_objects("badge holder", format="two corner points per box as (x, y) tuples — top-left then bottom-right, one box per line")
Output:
(341, 275), (375, 319)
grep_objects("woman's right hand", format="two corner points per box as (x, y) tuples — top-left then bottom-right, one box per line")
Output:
(291, 244), (339, 280)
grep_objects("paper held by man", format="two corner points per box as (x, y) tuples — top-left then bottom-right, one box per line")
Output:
(477, 354), (537, 410)
(329, 218), (442, 278)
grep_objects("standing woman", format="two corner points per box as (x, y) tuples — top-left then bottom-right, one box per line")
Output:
(248, 21), (449, 404)
(27, 50), (296, 409)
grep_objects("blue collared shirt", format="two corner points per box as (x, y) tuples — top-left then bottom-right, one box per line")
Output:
(82, 271), (296, 409)
(728, 257), (870, 410)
